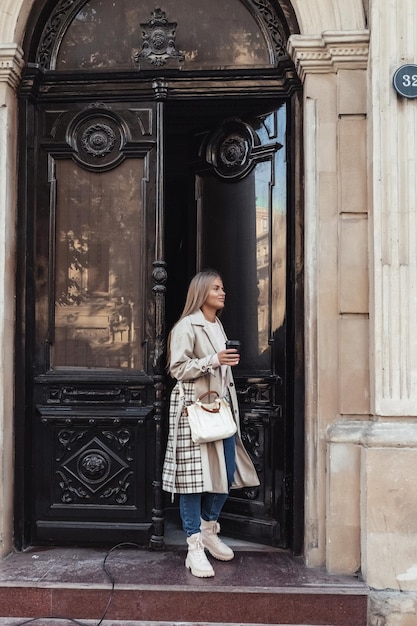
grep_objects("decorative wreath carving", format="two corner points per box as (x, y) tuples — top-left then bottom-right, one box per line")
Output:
(81, 123), (116, 157)
(65, 105), (127, 170)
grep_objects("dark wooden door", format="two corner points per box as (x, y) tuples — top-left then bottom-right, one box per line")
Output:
(164, 98), (300, 547)
(29, 99), (162, 545)
(15, 0), (303, 552)
(18, 94), (301, 550)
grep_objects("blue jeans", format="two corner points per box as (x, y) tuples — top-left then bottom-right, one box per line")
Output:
(180, 435), (236, 537)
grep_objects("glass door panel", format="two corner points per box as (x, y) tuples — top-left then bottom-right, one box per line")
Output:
(53, 158), (145, 370)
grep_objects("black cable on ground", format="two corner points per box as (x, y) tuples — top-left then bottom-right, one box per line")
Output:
(13, 541), (143, 626)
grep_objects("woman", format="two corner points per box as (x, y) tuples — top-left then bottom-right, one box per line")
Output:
(162, 270), (260, 578)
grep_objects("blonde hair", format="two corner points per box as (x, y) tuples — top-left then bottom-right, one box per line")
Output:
(179, 270), (222, 320)
(167, 270), (222, 367)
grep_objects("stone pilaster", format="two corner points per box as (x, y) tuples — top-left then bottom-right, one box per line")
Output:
(0, 43), (23, 556)
(369, 0), (417, 416)
(288, 30), (370, 568)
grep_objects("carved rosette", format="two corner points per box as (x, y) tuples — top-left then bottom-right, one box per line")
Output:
(219, 135), (250, 169)
(78, 450), (111, 484)
(205, 119), (259, 180)
(81, 124), (116, 157)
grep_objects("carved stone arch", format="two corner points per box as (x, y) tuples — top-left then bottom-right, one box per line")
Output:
(290, 0), (366, 35)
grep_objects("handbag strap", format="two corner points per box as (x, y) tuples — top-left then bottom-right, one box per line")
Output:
(195, 394), (221, 413)
(198, 390), (220, 402)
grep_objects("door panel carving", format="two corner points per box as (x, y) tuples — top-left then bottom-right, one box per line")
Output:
(34, 402), (155, 542)
(30, 100), (159, 544)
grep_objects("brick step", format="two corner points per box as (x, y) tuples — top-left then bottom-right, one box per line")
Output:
(0, 546), (368, 625)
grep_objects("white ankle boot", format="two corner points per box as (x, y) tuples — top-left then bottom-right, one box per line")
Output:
(185, 532), (215, 577)
(201, 519), (234, 561)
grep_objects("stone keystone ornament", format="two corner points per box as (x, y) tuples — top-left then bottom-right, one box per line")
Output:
(135, 7), (185, 68)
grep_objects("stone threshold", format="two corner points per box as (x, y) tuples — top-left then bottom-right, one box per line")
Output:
(0, 545), (368, 625)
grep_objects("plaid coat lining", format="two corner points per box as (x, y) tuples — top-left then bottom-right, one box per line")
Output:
(162, 380), (207, 493)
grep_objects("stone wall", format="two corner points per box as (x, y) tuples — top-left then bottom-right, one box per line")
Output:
(288, 1), (417, 624)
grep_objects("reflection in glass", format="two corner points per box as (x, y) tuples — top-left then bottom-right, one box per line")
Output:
(271, 105), (287, 336)
(52, 159), (144, 369)
(255, 159), (271, 355)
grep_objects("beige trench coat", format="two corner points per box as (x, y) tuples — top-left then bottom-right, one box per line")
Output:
(162, 309), (260, 495)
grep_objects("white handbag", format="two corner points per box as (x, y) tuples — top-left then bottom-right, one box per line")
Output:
(167, 381), (238, 500)
(186, 390), (237, 444)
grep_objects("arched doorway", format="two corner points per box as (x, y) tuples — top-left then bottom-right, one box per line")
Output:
(15, 0), (303, 551)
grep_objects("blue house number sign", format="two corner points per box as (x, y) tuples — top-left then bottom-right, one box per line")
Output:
(393, 64), (417, 98)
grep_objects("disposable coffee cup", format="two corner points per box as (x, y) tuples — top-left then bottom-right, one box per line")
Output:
(225, 340), (241, 353)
